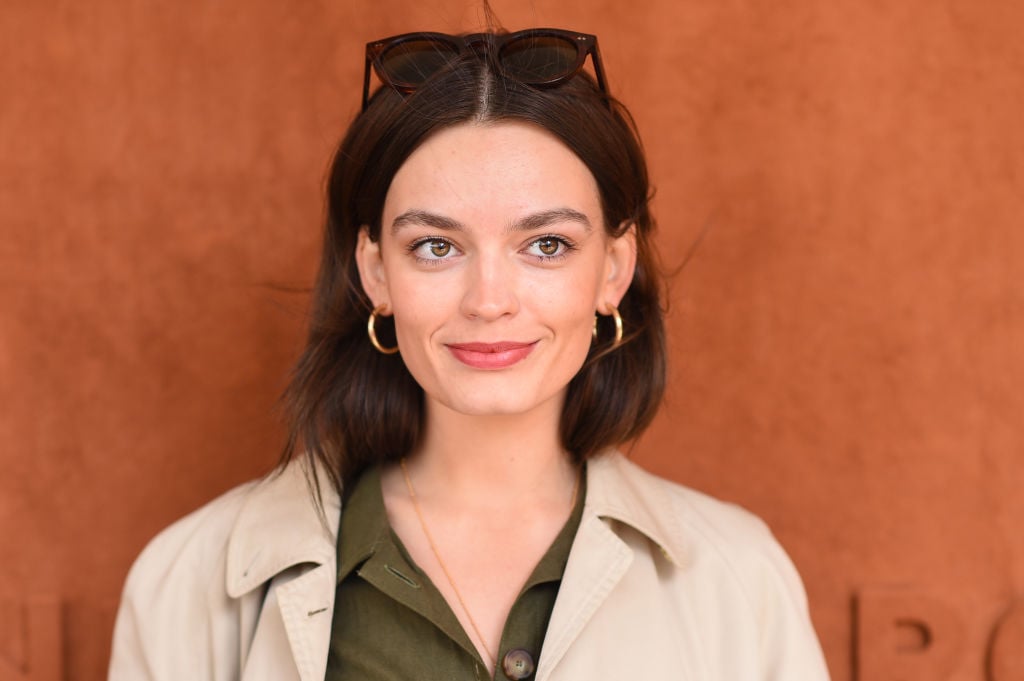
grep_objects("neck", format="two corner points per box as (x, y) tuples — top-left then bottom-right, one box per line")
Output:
(403, 395), (577, 510)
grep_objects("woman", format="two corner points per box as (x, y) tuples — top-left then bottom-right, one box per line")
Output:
(109, 28), (830, 681)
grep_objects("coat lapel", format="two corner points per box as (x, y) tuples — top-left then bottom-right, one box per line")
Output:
(535, 452), (689, 681)
(230, 451), (687, 681)
(274, 563), (337, 681)
(238, 563), (334, 681)
(535, 512), (634, 681)
(229, 460), (340, 681)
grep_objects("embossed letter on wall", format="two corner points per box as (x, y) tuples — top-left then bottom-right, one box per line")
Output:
(988, 599), (1024, 681)
(855, 587), (964, 680)
(0, 596), (116, 681)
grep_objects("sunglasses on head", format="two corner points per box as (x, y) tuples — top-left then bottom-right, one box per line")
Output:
(362, 28), (608, 111)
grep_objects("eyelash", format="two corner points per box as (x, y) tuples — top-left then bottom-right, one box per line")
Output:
(407, 235), (578, 264)
(407, 237), (458, 265)
(524, 235), (577, 261)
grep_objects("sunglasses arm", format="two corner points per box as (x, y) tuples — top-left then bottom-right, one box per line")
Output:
(590, 43), (610, 102)
(361, 56), (373, 111)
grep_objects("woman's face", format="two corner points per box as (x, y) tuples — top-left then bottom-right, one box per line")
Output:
(357, 121), (635, 419)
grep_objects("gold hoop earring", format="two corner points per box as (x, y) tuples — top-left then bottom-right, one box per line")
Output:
(368, 305), (399, 355)
(609, 305), (623, 347)
(593, 306), (624, 348)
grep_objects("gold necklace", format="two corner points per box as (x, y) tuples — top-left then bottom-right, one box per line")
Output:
(399, 458), (580, 671)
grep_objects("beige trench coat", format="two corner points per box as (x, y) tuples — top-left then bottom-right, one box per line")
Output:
(108, 452), (831, 680)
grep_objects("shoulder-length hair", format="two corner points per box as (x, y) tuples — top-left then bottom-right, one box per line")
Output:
(280, 42), (666, 491)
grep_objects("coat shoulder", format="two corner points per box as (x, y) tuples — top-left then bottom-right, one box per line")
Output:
(124, 478), (258, 597)
(608, 454), (776, 547)
(108, 460), (338, 680)
(108, 477), (261, 680)
(608, 454), (811, 610)
(599, 454), (830, 678)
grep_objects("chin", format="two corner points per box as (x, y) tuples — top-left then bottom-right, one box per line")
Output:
(441, 393), (551, 418)
(430, 380), (567, 419)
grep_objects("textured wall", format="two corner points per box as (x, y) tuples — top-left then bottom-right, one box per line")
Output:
(2, 1), (1022, 679)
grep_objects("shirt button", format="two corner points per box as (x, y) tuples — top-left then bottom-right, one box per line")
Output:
(502, 648), (535, 680)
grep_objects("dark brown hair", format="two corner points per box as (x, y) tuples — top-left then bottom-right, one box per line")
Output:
(280, 41), (666, 492)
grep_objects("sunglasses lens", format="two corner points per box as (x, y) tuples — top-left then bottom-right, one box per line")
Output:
(499, 35), (581, 84)
(378, 38), (460, 90)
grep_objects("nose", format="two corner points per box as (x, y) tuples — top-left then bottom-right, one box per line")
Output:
(459, 249), (520, 321)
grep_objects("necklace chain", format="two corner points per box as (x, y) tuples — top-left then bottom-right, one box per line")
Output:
(399, 458), (580, 672)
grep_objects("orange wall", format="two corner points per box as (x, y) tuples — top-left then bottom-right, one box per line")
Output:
(2, 1), (1022, 679)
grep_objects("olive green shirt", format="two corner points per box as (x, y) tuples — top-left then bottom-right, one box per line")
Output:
(325, 466), (585, 681)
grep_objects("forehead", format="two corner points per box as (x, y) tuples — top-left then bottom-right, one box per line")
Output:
(382, 121), (602, 227)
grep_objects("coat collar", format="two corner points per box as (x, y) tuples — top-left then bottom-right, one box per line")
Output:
(224, 450), (685, 598)
(226, 459), (340, 598)
(585, 450), (687, 568)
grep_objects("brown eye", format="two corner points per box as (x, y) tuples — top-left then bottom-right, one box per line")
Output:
(429, 240), (451, 257)
(537, 238), (559, 255)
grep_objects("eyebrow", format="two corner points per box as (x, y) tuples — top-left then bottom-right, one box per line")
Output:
(390, 208), (592, 235)
(391, 210), (462, 233)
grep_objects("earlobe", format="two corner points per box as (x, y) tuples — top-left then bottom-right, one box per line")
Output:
(355, 227), (389, 309)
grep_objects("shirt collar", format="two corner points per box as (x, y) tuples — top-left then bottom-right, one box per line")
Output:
(335, 466), (392, 583)
(224, 449), (686, 598)
(336, 464), (588, 587)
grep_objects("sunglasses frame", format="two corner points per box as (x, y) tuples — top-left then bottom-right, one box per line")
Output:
(362, 28), (608, 110)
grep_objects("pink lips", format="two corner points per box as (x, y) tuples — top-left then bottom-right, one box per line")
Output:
(446, 341), (537, 369)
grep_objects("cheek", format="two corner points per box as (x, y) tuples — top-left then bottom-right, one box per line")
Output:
(384, 274), (457, 390)
(389, 311), (439, 397)
(536, 253), (606, 317)
(379, 247), (448, 332)
(527, 267), (603, 352)
(389, 283), (442, 347)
